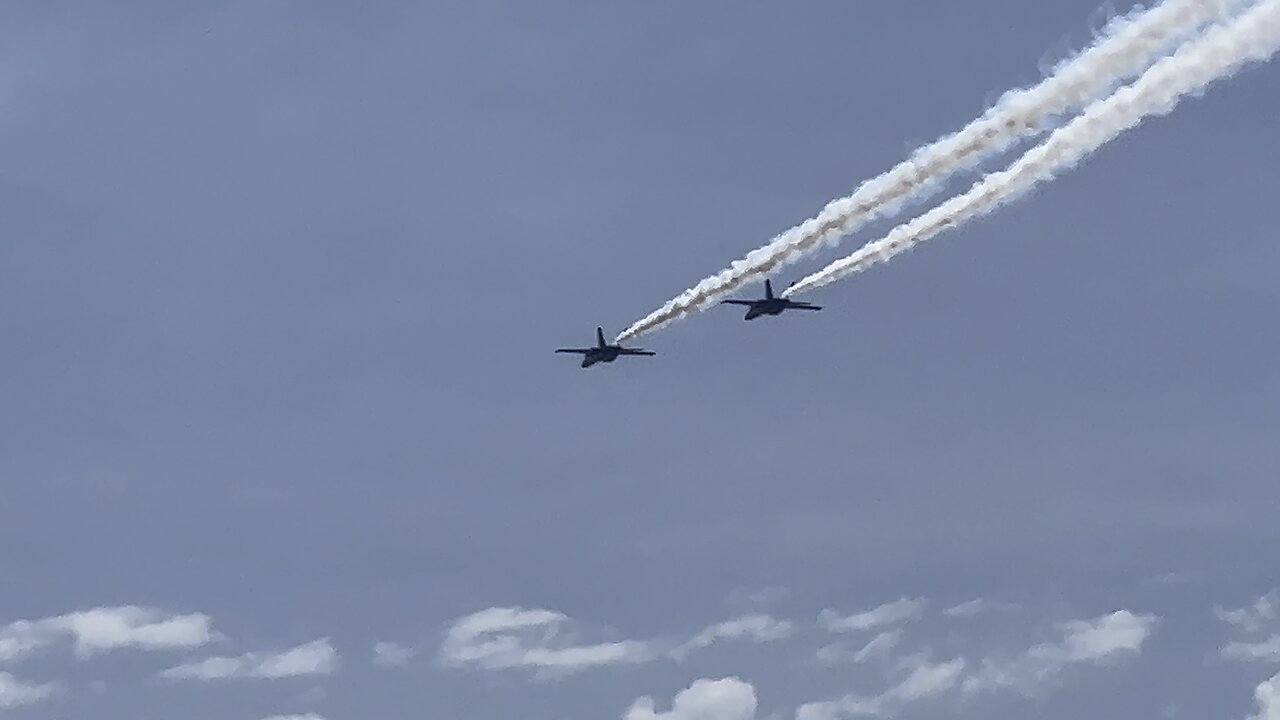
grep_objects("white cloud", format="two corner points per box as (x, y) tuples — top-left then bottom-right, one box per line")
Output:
(373, 641), (415, 668)
(819, 598), (926, 632)
(1223, 637), (1280, 663)
(256, 640), (337, 679)
(816, 631), (901, 667)
(439, 606), (801, 677)
(0, 606), (216, 663)
(813, 643), (846, 667)
(440, 607), (654, 675)
(1217, 593), (1280, 664)
(625, 677), (757, 720)
(672, 614), (793, 659)
(795, 697), (875, 720)
(796, 658), (963, 720)
(0, 622), (47, 664)
(1251, 672), (1280, 720)
(1217, 593), (1277, 634)
(852, 632), (901, 664)
(55, 607), (217, 658)
(942, 599), (988, 618)
(964, 610), (1157, 696)
(1037, 609), (1156, 663)
(942, 598), (1019, 618)
(161, 638), (337, 681)
(450, 607), (563, 641)
(886, 658), (966, 702)
(0, 672), (58, 709)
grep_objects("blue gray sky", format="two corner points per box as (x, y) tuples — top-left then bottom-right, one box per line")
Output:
(2, 2), (1278, 719)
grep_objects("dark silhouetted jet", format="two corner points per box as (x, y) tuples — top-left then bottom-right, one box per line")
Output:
(556, 327), (656, 368)
(720, 280), (822, 320)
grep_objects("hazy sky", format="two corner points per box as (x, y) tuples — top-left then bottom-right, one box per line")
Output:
(2, 2), (1278, 719)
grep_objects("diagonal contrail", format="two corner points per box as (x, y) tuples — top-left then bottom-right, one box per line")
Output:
(617, 0), (1253, 341)
(784, 0), (1280, 298)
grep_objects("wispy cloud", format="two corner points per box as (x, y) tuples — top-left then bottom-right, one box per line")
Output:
(625, 677), (758, 720)
(1222, 637), (1280, 663)
(161, 639), (337, 681)
(819, 598), (926, 633)
(942, 598), (1020, 618)
(799, 608), (1154, 718)
(816, 631), (902, 667)
(1216, 592), (1280, 664)
(963, 610), (1158, 696)
(0, 606), (217, 663)
(888, 658), (967, 702)
(0, 624), (46, 664)
(1216, 592), (1277, 634)
(439, 607), (654, 676)
(372, 641), (415, 668)
(672, 614), (793, 660)
(0, 672), (58, 710)
(796, 657), (965, 720)
(1038, 610), (1157, 663)
(854, 632), (901, 663)
(440, 607), (796, 677)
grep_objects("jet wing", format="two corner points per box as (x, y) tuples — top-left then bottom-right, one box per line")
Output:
(720, 300), (757, 306)
(555, 348), (592, 354)
(785, 301), (822, 310)
(618, 349), (656, 356)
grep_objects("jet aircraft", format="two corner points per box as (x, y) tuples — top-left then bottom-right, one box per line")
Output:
(720, 280), (822, 320)
(556, 327), (655, 368)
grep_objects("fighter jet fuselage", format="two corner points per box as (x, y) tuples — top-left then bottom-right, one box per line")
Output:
(743, 298), (794, 320)
(580, 345), (622, 368)
(721, 280), (822, 321)
(557, 327), (655, 368)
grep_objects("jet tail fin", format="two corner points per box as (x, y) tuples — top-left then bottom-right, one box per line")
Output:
(765, 279), (774, 300)
(597, 327), (607, 348)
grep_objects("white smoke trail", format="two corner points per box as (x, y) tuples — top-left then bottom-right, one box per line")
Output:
(784, 0), (1280, 297)
(617, 0), (1252, 341)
